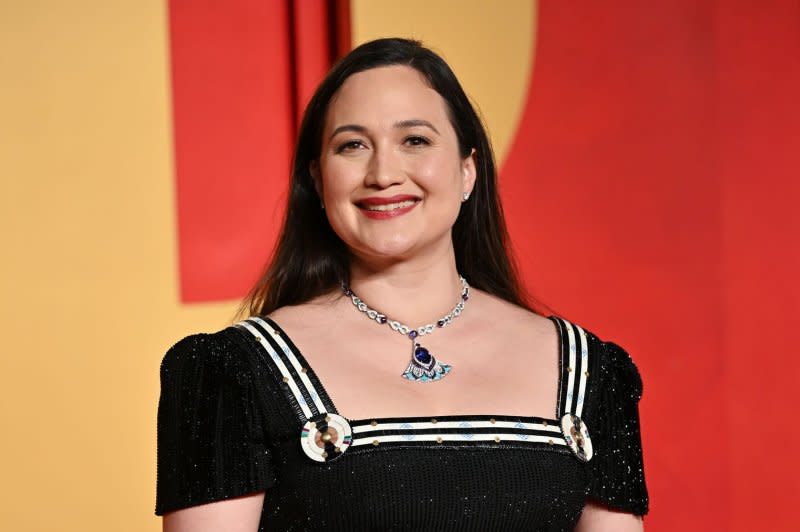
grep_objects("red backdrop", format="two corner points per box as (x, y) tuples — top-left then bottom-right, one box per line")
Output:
(168, 1), (800, 529)
(169, 0), (349, 302)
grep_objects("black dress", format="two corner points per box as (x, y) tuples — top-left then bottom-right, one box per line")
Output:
(155, 315), (649, 531)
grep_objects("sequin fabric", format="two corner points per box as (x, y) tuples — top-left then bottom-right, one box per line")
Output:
(155, 317), (649, 530)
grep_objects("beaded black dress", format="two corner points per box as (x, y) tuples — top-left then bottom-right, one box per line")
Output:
(155, 315), (649, 531)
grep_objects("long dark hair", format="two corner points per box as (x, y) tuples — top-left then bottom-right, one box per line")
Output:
(243, 37), (534, 317)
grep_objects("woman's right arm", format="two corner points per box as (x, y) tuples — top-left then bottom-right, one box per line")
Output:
(156, 332), (277, 527)
(163, 492), (265, 532)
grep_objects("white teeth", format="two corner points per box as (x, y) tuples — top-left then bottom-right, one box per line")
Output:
(363, 199), (417, 212)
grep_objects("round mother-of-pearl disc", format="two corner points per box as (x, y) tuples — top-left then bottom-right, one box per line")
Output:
(300, 413), (352, 462)
(560, 413), (593, 462)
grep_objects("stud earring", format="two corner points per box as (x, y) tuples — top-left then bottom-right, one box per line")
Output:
(462, 192), (470, 202)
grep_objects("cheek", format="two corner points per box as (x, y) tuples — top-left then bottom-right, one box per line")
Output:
(320, 160), (359, 200)
(318, 161), (360, 238)
(412, 153), (462, 195)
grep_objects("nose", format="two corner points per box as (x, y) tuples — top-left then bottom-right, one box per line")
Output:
(363, 144), (405, 189)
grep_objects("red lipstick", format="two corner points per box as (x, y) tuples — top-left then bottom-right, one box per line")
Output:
(356, 194), (421, 219)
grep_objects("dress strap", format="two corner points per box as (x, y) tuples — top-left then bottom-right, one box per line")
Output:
(550, 316), (591, 418)
(234, 316), (335, 421)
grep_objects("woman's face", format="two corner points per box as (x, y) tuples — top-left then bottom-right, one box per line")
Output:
(314, 65), (476, 264)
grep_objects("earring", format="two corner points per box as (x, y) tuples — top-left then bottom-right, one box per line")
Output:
(321, 201), (325, 210)
(462, 192), (470, 202)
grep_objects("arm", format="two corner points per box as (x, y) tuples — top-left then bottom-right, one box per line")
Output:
(578, 339), (650, 527)
(155, 333), (277, 522)
(163, 492), (265, 532)
(574, 501), (644, 532)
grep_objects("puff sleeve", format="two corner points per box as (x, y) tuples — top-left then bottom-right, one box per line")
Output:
(155, 332), (277, 516)
(585, 340), (649, 516)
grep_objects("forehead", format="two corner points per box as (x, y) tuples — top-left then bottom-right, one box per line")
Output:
(324, 65), (451, 131)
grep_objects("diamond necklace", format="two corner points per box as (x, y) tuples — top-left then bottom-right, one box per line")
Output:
(342, 276), (470, 383)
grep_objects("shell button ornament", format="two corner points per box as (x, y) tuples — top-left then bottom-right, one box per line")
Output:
(560, 413), (593, 462)
(300, 413), (352, 462)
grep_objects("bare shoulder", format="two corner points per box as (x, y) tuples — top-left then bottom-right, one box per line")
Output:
(469, 289), (555, 340)
(263, 290), (350, 344)
(266, 291), (343, 327)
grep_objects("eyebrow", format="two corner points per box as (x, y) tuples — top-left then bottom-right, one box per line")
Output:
(328, 119), (440, 141)
(394, 119), (440, 134)
(329, 124), (368, 140)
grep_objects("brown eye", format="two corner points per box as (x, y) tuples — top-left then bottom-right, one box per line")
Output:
(336, 140), (365, 153)
(404, 136), (430, 147)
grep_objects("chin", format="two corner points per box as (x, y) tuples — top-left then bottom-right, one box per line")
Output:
(332, 217), (453, 263)
(349, 231), (455, 265)
(356, 238), (418, 261)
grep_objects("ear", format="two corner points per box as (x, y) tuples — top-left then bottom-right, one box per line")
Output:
(461, 148), (477, 196)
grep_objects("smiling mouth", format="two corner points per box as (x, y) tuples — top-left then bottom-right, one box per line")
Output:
(359, 199), (420, 212)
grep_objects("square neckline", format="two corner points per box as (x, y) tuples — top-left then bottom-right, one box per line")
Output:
(256, 314), (567, 426)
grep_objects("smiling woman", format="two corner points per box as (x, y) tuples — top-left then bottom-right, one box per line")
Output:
(313, 65), (475, 263)
(156, 38), (649, 531)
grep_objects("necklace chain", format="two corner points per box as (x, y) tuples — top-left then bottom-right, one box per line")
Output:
(342, 276), (470, 338)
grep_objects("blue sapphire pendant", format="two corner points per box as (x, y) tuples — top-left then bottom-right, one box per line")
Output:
(401, 342), (452, 382)
(342, 276), (469, 384)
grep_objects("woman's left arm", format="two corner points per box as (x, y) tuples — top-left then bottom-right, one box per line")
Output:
(575, 337), (649, 530)
(574, 501), (644, 531)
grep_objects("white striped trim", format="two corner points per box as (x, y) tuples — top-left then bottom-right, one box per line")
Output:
(558, 318), (590, 417)
(564, 320), (577, 414)
(574, 323), (589, 417)
(352, 419), (562, 434)
(351, 433), (568, 447)
(249, 317), (327, 414)
(237, 320), (314, 419)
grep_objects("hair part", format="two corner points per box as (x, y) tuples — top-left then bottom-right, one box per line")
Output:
(242, 37), (536, 318)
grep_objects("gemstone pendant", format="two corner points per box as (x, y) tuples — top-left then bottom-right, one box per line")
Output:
(401, 342), (452, 382)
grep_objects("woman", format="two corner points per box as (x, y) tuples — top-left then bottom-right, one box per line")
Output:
(156, 38), (649, 531)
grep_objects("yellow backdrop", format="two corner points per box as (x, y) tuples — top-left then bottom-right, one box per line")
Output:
(0, 1), (534, 529)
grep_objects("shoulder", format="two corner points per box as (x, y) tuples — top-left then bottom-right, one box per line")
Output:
(469, 289), (556, 338)
(598, 336), (644, 401)
(554, 316), (645, 402)
(264, 290), (344, 330)
(159, 327), (256, 387)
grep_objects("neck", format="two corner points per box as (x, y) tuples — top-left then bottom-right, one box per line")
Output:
(347, 248), (464, 329)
